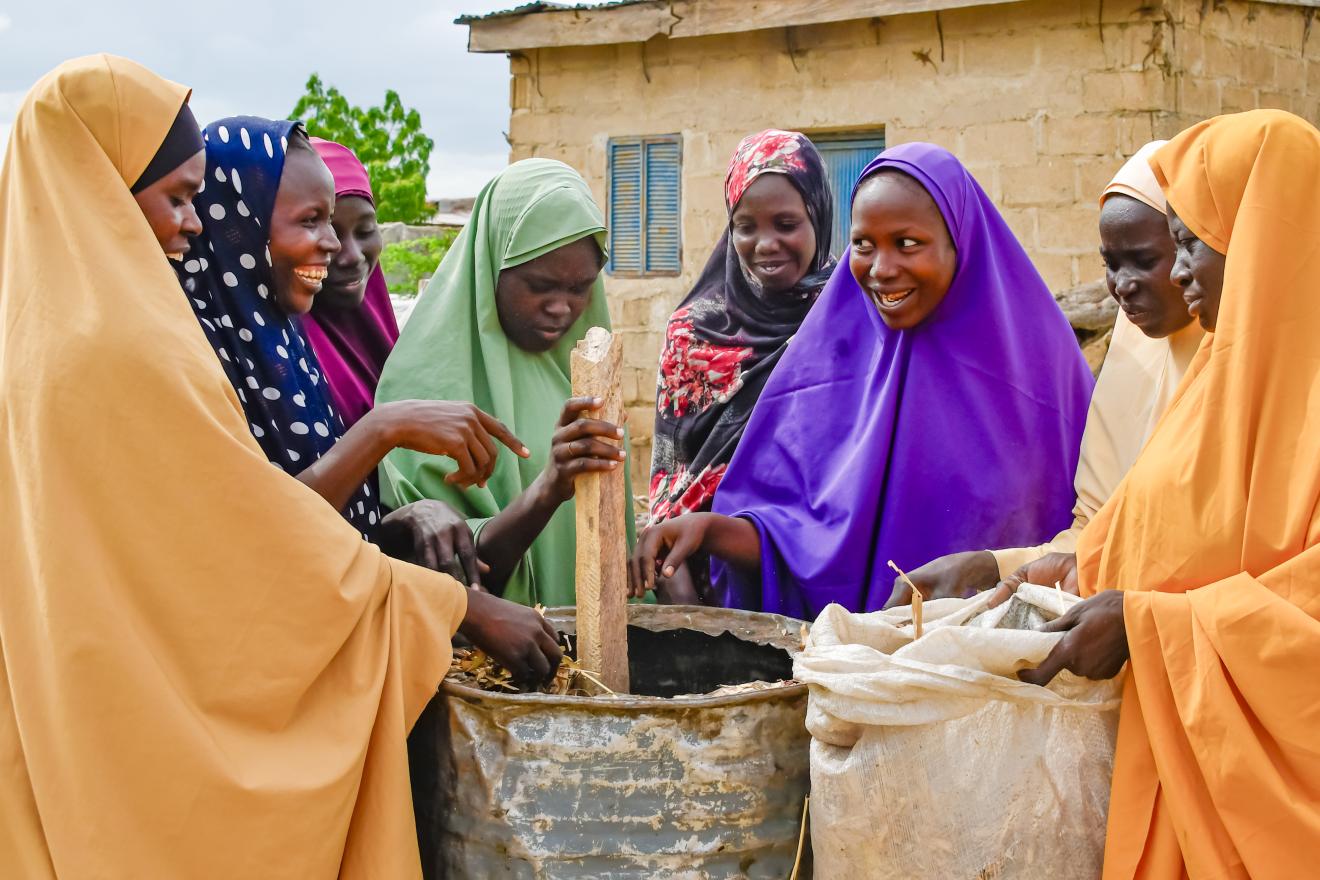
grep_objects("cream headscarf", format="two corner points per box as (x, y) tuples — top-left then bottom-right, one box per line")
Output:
(1069, 140), (1203, 540)
(0, 55), (464, 878)
(1100, 139), (1168, 212)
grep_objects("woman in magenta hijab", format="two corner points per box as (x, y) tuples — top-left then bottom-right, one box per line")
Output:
(301, 138), (485, 582)
(302, 138), (400, 429)
(630, 143), (1093, 618)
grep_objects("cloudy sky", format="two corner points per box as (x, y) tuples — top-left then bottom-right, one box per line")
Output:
(0, 0), (519, 196)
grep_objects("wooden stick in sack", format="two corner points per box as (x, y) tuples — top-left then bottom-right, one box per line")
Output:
(888, 559), (923, 639)
(570, 327), (630, 694)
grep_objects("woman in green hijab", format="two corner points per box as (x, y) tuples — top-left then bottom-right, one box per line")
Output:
(376, 159), (633, 607)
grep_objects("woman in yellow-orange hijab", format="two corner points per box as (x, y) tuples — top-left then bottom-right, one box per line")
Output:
(1019, 110), (1320, 877)
(0, 55), (558, 878)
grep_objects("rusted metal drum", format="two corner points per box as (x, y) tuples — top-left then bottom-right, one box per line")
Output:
(409, 604), (810, 879)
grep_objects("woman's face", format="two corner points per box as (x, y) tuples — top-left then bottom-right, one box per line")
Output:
(1167, 208), (1227, 332)
(495, 236), (603, 353)
(730, 173), (816, 292)
(318, 195), (383, 312)
(849, 171), (957, 330)
(133, 150), (206, 257)
(268, 147), (341, 316)
(1098, 195), (1191, 339)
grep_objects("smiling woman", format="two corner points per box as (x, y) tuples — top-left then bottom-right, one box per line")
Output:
(178, 117), (537, 572)
(647, 130), (835, 604)
(0, 53), (552, 880)
(632, 143), (1093, 617)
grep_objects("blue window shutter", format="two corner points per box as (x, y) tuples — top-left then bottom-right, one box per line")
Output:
(813, 134), (886, 258)
(644, 138), (682, 274)
(607, 134), (682, 276)
(608, 140), (643, 274)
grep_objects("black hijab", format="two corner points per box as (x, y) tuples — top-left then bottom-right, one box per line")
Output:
(649, 130), (835, 523)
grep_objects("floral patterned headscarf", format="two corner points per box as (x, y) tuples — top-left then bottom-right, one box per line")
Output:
(648, 130), (835, 531)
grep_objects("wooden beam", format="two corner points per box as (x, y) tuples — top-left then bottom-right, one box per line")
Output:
(466, 0), (1031, 52)
(570, 327), (630, 694)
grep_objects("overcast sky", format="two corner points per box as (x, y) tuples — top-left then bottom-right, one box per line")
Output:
(0, 0), (518, 197)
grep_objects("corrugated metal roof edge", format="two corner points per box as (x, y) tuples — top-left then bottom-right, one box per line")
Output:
(455, 0), (655, 25)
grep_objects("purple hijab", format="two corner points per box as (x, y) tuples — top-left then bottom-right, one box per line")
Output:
(712, 143), (1093, 617)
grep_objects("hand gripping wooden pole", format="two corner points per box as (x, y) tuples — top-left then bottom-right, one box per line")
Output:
(571, 327), (630, 694)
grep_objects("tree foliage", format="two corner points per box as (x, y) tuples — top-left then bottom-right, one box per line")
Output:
(291, 74), (434, 224)
(380, 232), (460, 296)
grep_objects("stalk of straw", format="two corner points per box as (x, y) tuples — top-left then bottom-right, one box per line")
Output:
(789, 796), (810, 880)
(888, 559), (923, 639)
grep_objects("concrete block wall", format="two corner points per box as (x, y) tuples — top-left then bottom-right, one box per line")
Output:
(1164, 0), (1320, 131)
(500, 0), (1314, 488)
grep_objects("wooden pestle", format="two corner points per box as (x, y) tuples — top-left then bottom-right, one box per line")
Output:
(570, 327), (631, 694)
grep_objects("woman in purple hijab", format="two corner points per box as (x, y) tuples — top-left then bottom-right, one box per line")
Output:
(629, 143), (1093, 617)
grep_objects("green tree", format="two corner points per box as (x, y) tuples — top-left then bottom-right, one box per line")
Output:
(291, 74), (434, 224)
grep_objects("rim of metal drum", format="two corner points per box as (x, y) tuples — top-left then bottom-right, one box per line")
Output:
(442, 603), (810, 711)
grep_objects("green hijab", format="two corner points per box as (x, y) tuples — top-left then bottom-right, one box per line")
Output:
(376, 158), (633, 607)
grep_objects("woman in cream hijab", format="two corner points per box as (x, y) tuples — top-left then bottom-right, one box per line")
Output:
(0, 55), (558, 878)
(889, 141), (1204, 603)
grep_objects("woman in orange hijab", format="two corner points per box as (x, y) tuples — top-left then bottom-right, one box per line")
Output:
(0, 55), (560, 878)
(1018, 110), (1320, 877)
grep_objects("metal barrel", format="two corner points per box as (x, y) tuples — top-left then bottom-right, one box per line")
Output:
(411, 604), (811, 880)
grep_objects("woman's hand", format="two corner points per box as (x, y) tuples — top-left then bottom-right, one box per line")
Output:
(539, 396), (626, 504)
(378, 500), (485, 588)
(630, 513), (717, 598)
(1017, 590), (1129, 686)
(883, 550), (1000, 609)
(988, 552), (1080, 608)
(457, 589), (563, 687)
(373, 400), (529, 488)
(653, 561), (707, 605)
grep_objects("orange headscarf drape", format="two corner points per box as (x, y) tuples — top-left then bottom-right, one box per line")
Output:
(1076, 110), (1320, 879)
(0, 56), (465, 878)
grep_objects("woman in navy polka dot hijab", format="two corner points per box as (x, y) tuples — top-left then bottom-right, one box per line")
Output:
(178, 116), (378, 537)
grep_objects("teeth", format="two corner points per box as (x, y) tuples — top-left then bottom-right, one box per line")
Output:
(166, 252), (185, 261)
(294, 266), (327, 283)
(880, 289), (914, 304)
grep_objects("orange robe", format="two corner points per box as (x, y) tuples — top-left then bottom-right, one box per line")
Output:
(0, 55), (466, 878)
(1076, 110), (1320, 879)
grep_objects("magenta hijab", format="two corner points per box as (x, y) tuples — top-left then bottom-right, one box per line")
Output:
(301, 138), (400, 429)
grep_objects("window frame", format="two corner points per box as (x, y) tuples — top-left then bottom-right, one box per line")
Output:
(606, 133), (683, 279)
(808, 128), (888, 259)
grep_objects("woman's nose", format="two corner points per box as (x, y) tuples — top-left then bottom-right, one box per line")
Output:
(1115, 270), (1139, 297)
(336, 238), (363, 268)
(868, 253), (896, 280)
(180, 204), (203, 237)
(1170, 259), (1192, 288)
(321, 225), (342, 256)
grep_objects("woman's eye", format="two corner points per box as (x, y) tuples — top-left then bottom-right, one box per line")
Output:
(898, 237), (919, 248)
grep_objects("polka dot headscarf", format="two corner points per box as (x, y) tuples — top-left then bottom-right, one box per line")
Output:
(177, 116), (378, 538)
